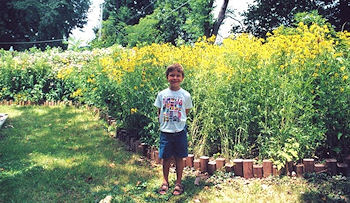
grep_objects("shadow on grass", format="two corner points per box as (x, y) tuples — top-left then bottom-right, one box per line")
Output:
(300, 173), (350, 202)
(2, 105), (184, 202)
(94, 173), (208, 203)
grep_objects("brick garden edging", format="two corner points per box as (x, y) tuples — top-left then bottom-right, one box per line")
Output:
(1, 100), (350, 178)
(119, 127), (350, 178)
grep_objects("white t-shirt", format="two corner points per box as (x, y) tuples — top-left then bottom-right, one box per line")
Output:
(154, 88), (193, 133)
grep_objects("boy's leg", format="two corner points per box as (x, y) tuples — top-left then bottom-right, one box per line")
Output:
(174, 157), (184, 185)
(162, 157), (172, 185)
(173, 129), (188, 185)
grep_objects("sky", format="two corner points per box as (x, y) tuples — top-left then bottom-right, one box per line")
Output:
(70, 0), (254, 45)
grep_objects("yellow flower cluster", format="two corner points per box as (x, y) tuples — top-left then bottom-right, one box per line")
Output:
(71, 88), (83, 98)
(87, 74), (96, 84)
(57, 66), (74, 80)
(130, 108), (138, 114)
(99, 56), (123, 83)
(88, 23), (349, 95)
(108, 23), (344, 79)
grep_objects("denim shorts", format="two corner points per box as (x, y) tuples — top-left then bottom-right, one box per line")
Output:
(158, 128), (188, 159)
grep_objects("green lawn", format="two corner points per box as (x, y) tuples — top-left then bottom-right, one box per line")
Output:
(0, 105), (349, 202)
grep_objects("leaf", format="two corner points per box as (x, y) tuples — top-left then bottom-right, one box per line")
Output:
(337, 133), (342, 140)
(332, 147), (341, 154)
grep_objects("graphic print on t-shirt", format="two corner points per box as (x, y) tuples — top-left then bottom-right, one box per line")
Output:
(162, 96), (183, 122)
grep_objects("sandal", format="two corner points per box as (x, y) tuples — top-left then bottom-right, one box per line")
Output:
(158, 183), (169, 195)
(172, 183), (184, 196)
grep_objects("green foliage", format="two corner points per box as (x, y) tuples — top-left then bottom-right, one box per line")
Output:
(0, 0), (91, 51)
(93, 0), (215, 47)
(242, 0), (350, 38)
(125, 14), (163, 47)
(92, 0), (155, 47)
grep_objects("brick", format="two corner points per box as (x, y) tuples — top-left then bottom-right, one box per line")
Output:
(233, 159), (243, 177)
(243, 159), (254, 179)
(253, 165), (263, 178)
(186, 154), (194, 167)
(296, 164), (303, 177)
(303, 159), (315, 173)
(194, 159), (201, 170)
(315, 163), (326, 173)
(216, 158), (226, 169)
(200, 156), (209, 172)
(208, 161), (216, 175)
(263, 160), (273, 177)
(326, 159), (337, 175)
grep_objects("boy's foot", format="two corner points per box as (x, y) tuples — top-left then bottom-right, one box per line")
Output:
(158, 183), (169, 195)
(172, 183), (184, 196)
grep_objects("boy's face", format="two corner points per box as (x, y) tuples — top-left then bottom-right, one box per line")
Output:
(167, 70), (184, 90)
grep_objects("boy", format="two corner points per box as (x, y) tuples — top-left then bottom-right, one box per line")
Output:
(154, 63), (193, 196)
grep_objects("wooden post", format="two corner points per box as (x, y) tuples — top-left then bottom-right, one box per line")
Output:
(263, 160), (273, 177)
(296, 164), (303, 177)
(326, 159), (337, 175)
(200, 156), (209, 172)
(233, 159), (243, 177)
(243, 159), (254, 179)
(208, 161), (216, 175)
(303, 159), (315, 173)
(194, 159), (201, 170)
(186, 154), (194, 167)
(253, 165), (263, 178)
(216, 158), (226, 170)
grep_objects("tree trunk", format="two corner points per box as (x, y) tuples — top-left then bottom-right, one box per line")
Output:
(211, 0), (229, 38)
(204, 0), (215, 38)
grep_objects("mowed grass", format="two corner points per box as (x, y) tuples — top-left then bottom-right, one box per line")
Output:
(0, 105), (160, 202)
(0, 105), (349, 202)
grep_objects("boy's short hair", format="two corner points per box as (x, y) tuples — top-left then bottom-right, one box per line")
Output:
(166, 63), (184, 77)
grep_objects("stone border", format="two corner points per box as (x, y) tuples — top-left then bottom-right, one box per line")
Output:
(2, 100), (349, 178)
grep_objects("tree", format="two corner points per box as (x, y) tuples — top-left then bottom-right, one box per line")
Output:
(0, 0), (90, 50)
(241, 0), (350, 38)
(94, 0), (230, 47)
(211, 0), (229, 38)
(94, 0), (155, 47)
(124, 14), (162, 47)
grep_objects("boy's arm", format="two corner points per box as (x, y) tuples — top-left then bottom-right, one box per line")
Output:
(157, 108), (161, 119)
